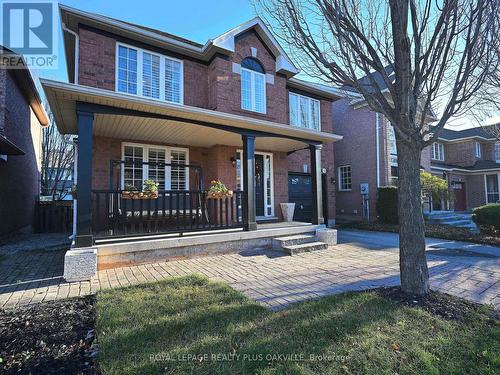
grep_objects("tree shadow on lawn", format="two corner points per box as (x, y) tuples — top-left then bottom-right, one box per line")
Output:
(95, 275), (499, 375)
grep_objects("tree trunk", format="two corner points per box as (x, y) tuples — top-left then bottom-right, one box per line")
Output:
(396, 137), (430, 295)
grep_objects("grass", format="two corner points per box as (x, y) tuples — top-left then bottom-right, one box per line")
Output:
(336, 221), (500, 247)
(96, 275), (500, 375)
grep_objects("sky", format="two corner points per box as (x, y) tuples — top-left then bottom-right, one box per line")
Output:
(40, 0), (257, 83)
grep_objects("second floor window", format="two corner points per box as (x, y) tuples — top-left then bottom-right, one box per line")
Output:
(289, 93), (321, 131)
(117, 44), (183, 104)
(240, 57), (266, 114)
(495, 142), (500, 162)
(432, 142), (445, 161)
(475, 142), (481, 158)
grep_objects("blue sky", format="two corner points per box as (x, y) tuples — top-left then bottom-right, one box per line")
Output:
(40, 0), (257, 82)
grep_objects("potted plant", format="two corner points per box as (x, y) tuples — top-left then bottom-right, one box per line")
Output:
(143, 179), (159, 199)
(207, 180), (233, 199)
(121, 180), (159, 199)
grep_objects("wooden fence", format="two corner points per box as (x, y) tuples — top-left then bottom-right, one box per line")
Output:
(35, 200), (73, 233)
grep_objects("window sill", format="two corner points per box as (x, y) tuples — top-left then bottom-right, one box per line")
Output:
(338, 189), (352, 192)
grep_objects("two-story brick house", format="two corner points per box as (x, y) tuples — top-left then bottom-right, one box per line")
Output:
(42, 5), (342, 274)
(330, 93), (432, 221)
(430, 126), (500, 210)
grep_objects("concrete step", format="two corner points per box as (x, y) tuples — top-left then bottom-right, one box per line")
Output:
(282, 241), (328, 255)
(272, 234), (316, 251)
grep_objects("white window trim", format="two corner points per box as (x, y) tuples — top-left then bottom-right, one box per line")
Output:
(236, 150), (274, 217)
(115, 42), (184, 105)
(338, 165), (352, 192)
(495, 142), (500, 163)
(431, 142), (445, 161)
(288, 92), (321, 131)
(240, 67), (267, 114)
(121, 142), (189, 190)
(475, 142), (481, 158)
(484, 173), (500, 204)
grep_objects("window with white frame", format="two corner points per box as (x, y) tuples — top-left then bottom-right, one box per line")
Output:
(475, 142), (481, 158)
(486, 174), (500, 203)
(431, 142), (445, 161)
(240, 57), (266, 113)
(338, 165), (352, 191)
(117, 43), (183, 104)
(289, 92), (321, 131)
(495, 142), (500, 162)
(122, 144), (188, 190)
(389, 125), (397, 156)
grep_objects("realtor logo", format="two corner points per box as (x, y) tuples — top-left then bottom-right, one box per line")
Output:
(0, 0), (58, 68)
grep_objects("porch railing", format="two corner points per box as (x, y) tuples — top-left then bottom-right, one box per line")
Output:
(91, 190), (245, 239)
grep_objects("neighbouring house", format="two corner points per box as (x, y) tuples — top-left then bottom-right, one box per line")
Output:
(429, 125), (500, 211)
(42, 5), (342, 277)
(331, 90), (432, 222)
(0, 48), (49, 237)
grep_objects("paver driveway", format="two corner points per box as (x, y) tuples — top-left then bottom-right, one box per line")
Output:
(0, 230), (498, 310)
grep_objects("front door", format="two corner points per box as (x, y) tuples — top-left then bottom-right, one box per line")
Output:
(452, 181), (467, 211)
(255, 154), (265, 216)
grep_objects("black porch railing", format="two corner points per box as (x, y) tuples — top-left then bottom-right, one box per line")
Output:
(91, 190), (245, 239)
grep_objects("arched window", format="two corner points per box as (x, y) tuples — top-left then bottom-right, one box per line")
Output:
(241, 57), (265, 74)
(240, 57), (266, 113)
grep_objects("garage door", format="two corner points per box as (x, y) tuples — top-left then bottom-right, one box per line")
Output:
(288, 173), (312, 222)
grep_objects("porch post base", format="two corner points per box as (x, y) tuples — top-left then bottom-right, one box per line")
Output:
(63, 247), (97, 282)
(244, 222), (257, 231)
(75, 234), (94, 248)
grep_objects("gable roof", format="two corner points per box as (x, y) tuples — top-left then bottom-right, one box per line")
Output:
(59, 5), (299, 82)
(433, 126), (497, 142)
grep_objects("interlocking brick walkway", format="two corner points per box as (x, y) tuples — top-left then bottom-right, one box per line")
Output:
(0, 231), (499, 310)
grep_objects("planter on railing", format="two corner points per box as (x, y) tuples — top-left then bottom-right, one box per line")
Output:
(121, 191), (158, 200)
(207, 190), (233, 200)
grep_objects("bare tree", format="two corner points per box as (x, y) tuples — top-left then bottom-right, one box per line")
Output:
(41, 109), (74, 200)
(255, 0), (500, 294)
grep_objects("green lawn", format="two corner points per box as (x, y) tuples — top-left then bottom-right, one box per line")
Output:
(96, 275), (499, 375)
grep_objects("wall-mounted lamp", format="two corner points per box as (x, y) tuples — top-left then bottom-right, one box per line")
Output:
(230, 156), (237, 167)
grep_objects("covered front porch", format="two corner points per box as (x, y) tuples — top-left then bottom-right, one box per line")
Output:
(43, 79), (341, 249)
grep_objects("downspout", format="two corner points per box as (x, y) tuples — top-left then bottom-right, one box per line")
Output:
(375, 112), (380, 187)
(62, 23), (79, 84)
(70, 140), (78, 241)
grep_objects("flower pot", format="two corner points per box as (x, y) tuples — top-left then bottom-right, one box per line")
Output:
(207, 190), (233, 200)
(122, 191), (158, 200)
(280, 203), (296, 222)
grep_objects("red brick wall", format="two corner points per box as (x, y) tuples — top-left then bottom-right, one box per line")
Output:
(332, 100), (378, 221)
(78, 28), (115, 90)
(0, 71), (41, 235)
(443, 141), (476, 167)
(466, 174), (486, 209)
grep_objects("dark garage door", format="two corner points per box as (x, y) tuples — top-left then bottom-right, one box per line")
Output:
(288, 173), (312, 222)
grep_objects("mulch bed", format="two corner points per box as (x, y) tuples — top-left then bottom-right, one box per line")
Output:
(0, 296), (99, 375)
(375, 286), (500, 322)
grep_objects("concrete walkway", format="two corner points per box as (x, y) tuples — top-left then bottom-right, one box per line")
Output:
(0, 230), (498, 310)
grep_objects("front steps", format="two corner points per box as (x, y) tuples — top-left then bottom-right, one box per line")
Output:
(424, 211), (478, 231)
(272, 228), (337, 255)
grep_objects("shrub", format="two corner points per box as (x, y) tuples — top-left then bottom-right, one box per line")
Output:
(376, 186), (399, 224)
(472, 204), (500, 235)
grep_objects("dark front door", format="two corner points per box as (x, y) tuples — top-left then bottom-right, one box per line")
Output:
(288, 172), (312, 222)
(452, 181), (467, 211)
(255, 154), (265, 216)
